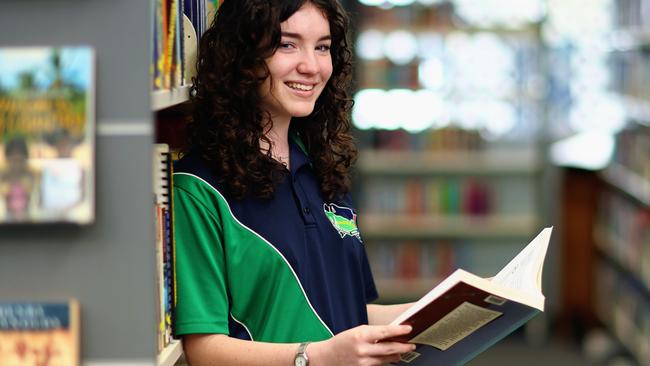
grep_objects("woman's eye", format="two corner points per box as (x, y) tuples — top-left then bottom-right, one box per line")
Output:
(279, 42), (295, 49)
(317, 45), (331, 52)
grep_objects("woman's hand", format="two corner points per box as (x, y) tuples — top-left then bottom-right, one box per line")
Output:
(309, 324), (416, 366)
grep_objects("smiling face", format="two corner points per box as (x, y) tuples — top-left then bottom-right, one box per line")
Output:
(259, 2), (333, 125)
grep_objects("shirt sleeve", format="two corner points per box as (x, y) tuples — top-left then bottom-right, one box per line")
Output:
(173, 185), (230, 336)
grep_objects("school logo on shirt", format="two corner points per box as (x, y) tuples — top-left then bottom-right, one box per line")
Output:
(323, 203), (362, 242)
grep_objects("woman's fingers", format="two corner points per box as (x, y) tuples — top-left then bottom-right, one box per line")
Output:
(368, 340), (416, 357)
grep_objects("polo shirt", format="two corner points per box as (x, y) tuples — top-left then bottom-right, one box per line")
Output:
(172, 136), (378, 343)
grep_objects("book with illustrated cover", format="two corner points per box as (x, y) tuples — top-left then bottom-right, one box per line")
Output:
(0, 300), (80, 366)
(387, 227), (552, 365)
(0, 46), (95, 224)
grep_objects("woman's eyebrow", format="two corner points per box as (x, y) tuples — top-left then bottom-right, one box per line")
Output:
(281, 32), (332, 42)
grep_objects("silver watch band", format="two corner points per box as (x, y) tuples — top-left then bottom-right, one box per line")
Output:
(296, 341), (310, 364)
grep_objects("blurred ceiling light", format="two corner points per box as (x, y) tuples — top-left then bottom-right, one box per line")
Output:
(549, 131), (614, 170)
(384, 30), (418, 65)
(356, 30), (385, 60)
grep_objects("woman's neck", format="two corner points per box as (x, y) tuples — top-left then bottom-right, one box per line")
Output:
(261, 117), (291, 167)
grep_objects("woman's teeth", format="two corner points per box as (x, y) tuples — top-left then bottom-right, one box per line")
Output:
(286, 82), (314, 91)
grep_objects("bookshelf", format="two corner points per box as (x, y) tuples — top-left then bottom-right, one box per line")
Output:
(152, 1), (219, 364)
(152, 86), (191, 112)
(589, 1), (650, 361)
(157, 340), (185, 366)
(0, 0), (157, 362)
(349, 2), (546, 304)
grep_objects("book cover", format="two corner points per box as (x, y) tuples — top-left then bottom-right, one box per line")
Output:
(387, 228), (552, 365)
(0, 46), (95, 224)
(0, 300), (80, 366)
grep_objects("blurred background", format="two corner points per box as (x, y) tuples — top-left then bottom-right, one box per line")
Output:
(340, 0), (650, 365)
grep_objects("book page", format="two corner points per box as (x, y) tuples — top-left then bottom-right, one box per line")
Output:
(491, 228), (552, 296)
(409, 302), (502, 351)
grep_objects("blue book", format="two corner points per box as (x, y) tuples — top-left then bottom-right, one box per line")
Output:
(387, 228), (552, 365)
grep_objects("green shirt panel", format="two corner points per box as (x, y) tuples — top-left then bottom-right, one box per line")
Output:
(173, 173), (332, 342)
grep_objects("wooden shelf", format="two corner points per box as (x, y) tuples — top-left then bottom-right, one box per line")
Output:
(152, 86), (190, 111)
(601, 163), (650, 207)
(158, 340), (183, 366)
(360, 214), (538, 239)
(357, 149), (540, 176)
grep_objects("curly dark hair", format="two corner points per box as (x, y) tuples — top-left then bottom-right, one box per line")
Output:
(186, 0), (356, 202)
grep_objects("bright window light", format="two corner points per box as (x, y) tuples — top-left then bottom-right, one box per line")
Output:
(549, 131), (615, 170)
(418, 58), (445, 91)
(418, 0), (445, 4)
(384, 30), (418, 65)
(569, 93), (626, 134)
(357, 0), (386, 6)
(352, 89), (386, 130)
(452, 0), (545, 28)
(389, 0), (416, 6)
(356, 30), (385, 60)
(417, 32), (444, 59)
(352, 89), (446, 131)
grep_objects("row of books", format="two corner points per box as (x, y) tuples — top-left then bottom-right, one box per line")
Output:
(613, 126), (650, 185)
(367, 239), (526, 281)
(596, 189), (650, 293)
(610, 51), (650, 102)
(595, 258), (650, 365)
(152, 0), (219, 91)
(613, 0), (650, 29)
(366, 128), (485, 152)
(153, 144), (176, 352)
(360, 177), (534, 217)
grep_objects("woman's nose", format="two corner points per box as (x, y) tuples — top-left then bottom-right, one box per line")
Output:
(297, 51), (319, 74)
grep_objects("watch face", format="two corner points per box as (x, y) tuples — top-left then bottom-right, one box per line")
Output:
(294, 356), (307, 366)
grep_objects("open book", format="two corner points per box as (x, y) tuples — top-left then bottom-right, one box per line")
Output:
(387, 227), (552, 365)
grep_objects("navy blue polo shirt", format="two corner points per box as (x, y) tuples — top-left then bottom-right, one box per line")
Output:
(172, 136), (378, 342)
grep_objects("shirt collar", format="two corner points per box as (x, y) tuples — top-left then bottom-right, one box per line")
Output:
(289, 133), (312, 174)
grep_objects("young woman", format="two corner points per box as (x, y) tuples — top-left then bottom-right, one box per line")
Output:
(173, 1), (415, 364)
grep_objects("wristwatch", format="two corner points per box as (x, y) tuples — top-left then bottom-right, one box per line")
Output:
(294, 342), (310, 366)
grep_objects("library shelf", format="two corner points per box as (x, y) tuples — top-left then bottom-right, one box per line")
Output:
(600, 163), (650, 207)
(152, 86), (190, 112)
(157, 340), (184, 366)
(596, 298), (650, 366)
(360, 214), (538, 239)
(608, 27), (650, 51)
(618, 94), (650, 125)
(357, 149), (540, 176)
(375, 278), (441, 302)
(594, 226), (650, 297)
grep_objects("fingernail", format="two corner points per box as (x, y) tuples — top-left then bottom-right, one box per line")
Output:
(403, 325), (412, 332)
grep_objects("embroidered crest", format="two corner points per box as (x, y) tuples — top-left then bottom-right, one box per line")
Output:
(323, 203), (362, 242)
